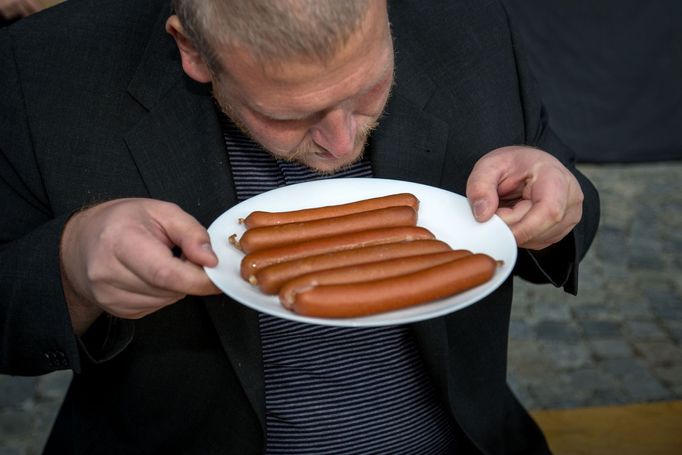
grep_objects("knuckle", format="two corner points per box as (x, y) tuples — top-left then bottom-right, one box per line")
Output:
(546, 202), (564, 224)
(514, 226), (533, 247)
(150, 265), (177, 289)
(85, 261), (109, 287)
(156, 200), (182, 217)
(575, 188), (585, 205)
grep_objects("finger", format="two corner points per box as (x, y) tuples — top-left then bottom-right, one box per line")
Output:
(27, 0), (43, 11)
(510, 194), (568, 249)
(151, 202), (218, 267)
(17, 1), (37, 16)
(1, 5), (20, 19)
(466, 162), (504, 222)
(21, 0), (41, 14)
(496, 199), (533, 227)
(118, 236), (222, 296)
(521, 201), (582, 250)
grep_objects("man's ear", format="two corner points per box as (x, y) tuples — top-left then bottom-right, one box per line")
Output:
(165, 16), (213, 83)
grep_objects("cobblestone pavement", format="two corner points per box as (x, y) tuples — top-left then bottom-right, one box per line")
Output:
(508, 162), (682, 410)
(1, 162), (681, 453)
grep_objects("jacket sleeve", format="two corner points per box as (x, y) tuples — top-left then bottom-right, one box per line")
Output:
(504, 4), (601, 295)
(0, 29), (133, 375)
(0, 29), (81, 375)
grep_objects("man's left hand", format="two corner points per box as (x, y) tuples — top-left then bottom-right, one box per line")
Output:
(466, 145), (584, 250)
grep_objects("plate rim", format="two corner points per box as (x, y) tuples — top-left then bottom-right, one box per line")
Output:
(204, 178), (517, 327)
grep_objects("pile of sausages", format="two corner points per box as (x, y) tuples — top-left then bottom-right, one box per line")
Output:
(230, 193), (499, 318)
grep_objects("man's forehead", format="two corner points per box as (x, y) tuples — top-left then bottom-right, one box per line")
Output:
(212, 3), (394, 114)
(218, 39), (394, 114)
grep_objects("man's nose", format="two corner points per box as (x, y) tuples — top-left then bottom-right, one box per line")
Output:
(310, 108), (357, 157)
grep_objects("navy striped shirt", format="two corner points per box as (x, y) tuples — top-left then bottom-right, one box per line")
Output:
(220, 114), (458, 454)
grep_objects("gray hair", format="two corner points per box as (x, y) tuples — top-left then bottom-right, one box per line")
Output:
(171, 0), (370, 72)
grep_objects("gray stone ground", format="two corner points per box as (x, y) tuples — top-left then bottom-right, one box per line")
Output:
(509, 162), (682, 410)
(1, 162), (681, 453)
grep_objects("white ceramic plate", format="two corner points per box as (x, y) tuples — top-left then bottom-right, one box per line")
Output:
(205, 178), (517, 327)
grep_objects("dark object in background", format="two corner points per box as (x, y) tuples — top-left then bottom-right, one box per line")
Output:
(503, 0), (682, 163)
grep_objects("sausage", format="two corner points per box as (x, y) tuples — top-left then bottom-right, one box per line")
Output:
(279, 249), (473, 308)
(240, 193), (419, 228)
(290, 253), (499, 318)
(234, 205), (418, 254)
(254, 239), (454, 294)
(239, 226), (435, 280)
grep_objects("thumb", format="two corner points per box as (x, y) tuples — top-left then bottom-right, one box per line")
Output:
(466, 165), (502, 222)
(153, 202), (218, 267)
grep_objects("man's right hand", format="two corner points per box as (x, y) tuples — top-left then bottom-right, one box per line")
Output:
(59, 198), (221, 335)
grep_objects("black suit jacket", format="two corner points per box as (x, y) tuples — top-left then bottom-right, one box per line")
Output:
(0, 0), (599, 453)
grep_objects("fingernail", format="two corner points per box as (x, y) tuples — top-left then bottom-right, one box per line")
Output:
(201, 242), (214, 254)
(473, 200), (488, 221)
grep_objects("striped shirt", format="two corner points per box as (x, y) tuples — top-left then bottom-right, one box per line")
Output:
(219, 114), (458, 454)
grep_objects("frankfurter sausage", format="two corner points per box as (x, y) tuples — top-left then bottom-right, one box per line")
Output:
(290, 253), (498, 318)
(239, 226), (435, 281)
(279, 249), (473, 308)
(254, 239), (454, 294)
(240, 193), (419, 228)
(234, 205), (418, 254)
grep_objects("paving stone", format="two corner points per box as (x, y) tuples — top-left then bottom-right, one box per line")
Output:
(588, 339), (634, 359)
(36, 372), (72, 402)
(527, 380), (584, 410)
(634, 341), (682, 367)
(0, 446), (24, 455)
(579, 320), (622, 337)
(585, 387), (632, 407)
(572, 303), (623, 322)
(529, 302), (572, 322)
(596, 357), (645, 379)
(0, 377), (37, 410)
(617, 300), (656, 320)
(507, 341), (555, 383)
(540, 342), (591, 370)
(622, 320), (669, 342)
(653, 364), (682, 388)
(621, 372), (671, 402)
(628, 251), (665, 271)
(564, 368), (619, 395)
(599, 262), (631, 280)
(571, 289), (609, 307)
(594, 226), (628, 263)
(24, 409), (55, 455)
(534, 321), (582, 343)
(672, 384), (682, 397)
(649, 300), (682, 321)
(508, 319), (535, 340)
(662, 320), (682, 344)
(0, 410), (32, 439)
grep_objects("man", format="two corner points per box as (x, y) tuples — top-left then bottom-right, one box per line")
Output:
(0, 0), (599, 453)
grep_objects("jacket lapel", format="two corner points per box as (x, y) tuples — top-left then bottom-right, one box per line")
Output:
(122, 13), (266, 430)
(371, 41), (450, 186)
(371, 92), (450, 185)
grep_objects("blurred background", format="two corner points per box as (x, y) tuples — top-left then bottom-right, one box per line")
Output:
(1, 1), (681, 453)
